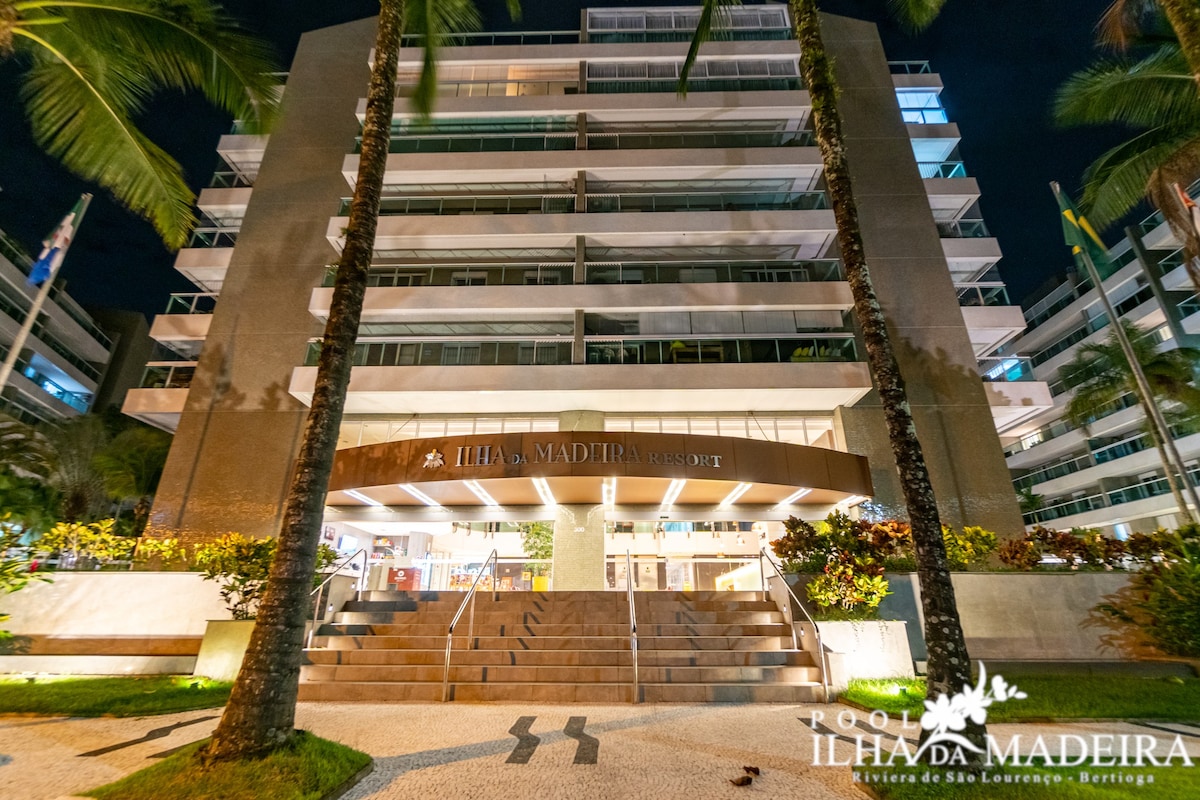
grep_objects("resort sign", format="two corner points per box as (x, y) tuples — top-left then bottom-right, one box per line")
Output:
(441, 442), (724, 468)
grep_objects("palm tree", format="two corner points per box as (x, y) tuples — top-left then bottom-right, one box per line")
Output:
(39, 414), (110, 522)
(0, 0), (279, 249)
(203, 0), (504, 760)
(1053, 44), (1200, 291)
(1095, 1), (1200, 88)
(685, 1), (985, 759)
(1060, 319), (1200, 523)
(95, 425), (172, 534)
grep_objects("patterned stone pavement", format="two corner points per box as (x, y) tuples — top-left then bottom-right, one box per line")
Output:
(2, 703), (1199, 800)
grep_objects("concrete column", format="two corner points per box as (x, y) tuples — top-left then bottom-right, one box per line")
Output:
(572, 309), (585, 364)
(575, 170), (587, 213)
(577, 112), (588, 150)
(552, 504), (607, 590)
(574, 235), (586, 283)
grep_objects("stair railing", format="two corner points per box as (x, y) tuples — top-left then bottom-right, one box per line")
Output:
(759, 548), (830, 701)
(442, 548), (499, 702)
(625, 550), (639, 704)
(306, 548), (369, 648)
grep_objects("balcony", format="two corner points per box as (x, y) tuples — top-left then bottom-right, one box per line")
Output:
(936, 219), (990, 239)
(1023, 467), (1200, 526)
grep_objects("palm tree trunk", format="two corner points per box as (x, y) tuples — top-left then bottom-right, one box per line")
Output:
(1158, 0), (1200, 87)
(203, 1), (403, 759)
(790, 0), (985, 760)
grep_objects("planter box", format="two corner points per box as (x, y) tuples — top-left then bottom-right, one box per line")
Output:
(817, 620), (914, 694)
(192, 620), (257, 682)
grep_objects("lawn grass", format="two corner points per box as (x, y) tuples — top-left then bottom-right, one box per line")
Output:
(843, 675), (1200, 722)
(859, 763), (1198, 800)
(87, 732), (371, 800)
(0, 675), (231, 717)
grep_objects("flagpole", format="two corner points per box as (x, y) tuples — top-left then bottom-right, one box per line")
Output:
(1051, 182), (1200, 518)
(0, 193), (93, 397)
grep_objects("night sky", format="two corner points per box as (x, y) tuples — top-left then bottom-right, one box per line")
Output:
(0, 0), (1125, 318)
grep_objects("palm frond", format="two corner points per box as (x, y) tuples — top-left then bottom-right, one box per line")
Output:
(1146, 139), (1200, 264)
(407, 0), (483, 118)
(1054, 46), (1199, 130)
(677, 0), (739, 98)
(1098, 0), (1163, 50)
(17, 27), (196, 248)
(887, 0), (949, 32)
(1079, 126), (1200, 228)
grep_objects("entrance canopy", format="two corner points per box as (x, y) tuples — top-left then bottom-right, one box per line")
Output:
(326, 431), (871, 518)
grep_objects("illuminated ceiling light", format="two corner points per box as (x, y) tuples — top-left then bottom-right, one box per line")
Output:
(464, 479), (500, 507)
(398, 483), (442, 508)
(602, 478), (617, 507)
(717, 482), (753, 510)
(844, 494), (868, 507)
(661, 479), (686, 509)
(773, 487), (812, 509)
(532, 477), (557, 507)
(345, 489), (384, 507)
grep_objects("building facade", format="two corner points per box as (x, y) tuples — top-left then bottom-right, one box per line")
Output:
(995, 184), (1200, 536)
(0, 228), (114, 425)
(128, 6), (1026, 587)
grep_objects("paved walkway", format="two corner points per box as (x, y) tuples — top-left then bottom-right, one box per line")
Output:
(2, 703), (1199, 800)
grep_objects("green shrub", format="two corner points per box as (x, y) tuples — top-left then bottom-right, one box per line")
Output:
(940, 524), (998, 570)
(195, 534), (337, 620)
(1099, 534), (1200, 657)
(33, 519), (135, 569)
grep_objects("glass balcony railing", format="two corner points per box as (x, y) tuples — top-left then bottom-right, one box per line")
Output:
(355, 196), (574, 216)
(139, 364), (196, 389)
(322, 260), (845, 289)
(0, 344), (91, 412)
(164, 293), (218, 314)
(888, 61), (932, 74)
(1014, 424), (1197, 491)
(901, 109), (949, 124)
(917, 161), (967, 179)
(586, 260), (843, 285)
(588, 29), (790, 44)
(956, 283), (1010, 307)
(399, 80), (580, 98)
(1023, 468), (1200, 525)
(207, 170), (254, 189)
(365, 134), (577, 154)
(587, 76), (802, 94)
(978, 356), (1035, 383)
(186, 228), (238, 248)
(305, 340), (573, 368)
(584, 336), (857, 365)
(588, 130), (814, 150)
(0, 391), (53, 426)
(1180, 292), (1200, 318)
(586, 191), (829, 213)
(400, 30), (580, 47)
(936, 219), (991, 238)
(1029, 283), (1155, 368)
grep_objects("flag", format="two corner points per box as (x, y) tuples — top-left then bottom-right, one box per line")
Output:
(1175, 183), (1200, 242)
(1053, 183), (1116, 279)
(28, 196), (86, 288)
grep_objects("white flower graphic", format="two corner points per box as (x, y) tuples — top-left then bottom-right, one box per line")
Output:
(423, 449), (445, 469)
(915, 663), (1024, 762)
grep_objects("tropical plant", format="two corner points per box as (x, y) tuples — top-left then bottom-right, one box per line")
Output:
(134, 535), (190, 570)
(0, 0), (279, 248)
(203, 0), (517, 760)
(33, 518), (135, 568)
(194, 533), (279, 620)
(1097, 529), (1200, 656)
(1059, 319), (1200, 523)
(941, 525), (998, 570)
(0, 529), (50, 647)
(686, 0), (985, 758)
(95, 425), (172, 534)
(520, 521), (553, 577)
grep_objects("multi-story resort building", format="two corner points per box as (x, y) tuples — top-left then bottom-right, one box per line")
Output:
(0, 228), (114, 425)
(127, 4), (1032, 590)
(995, 188), (1200, 537)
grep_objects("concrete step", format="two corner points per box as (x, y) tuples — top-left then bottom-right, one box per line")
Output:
(297, 680), (823, 703)
(302, 662), (819, 685)
(332, 609), (783, 625)
(310, 634), (793, 652)
(358, 590), (767, 604)
(304, 648), (812, 668)
(318, 622), (790, 638)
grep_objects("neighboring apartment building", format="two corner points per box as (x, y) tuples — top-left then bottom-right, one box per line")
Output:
(0, 228), (114, 425)
(994, 187), (1200, 537)
(126, 5), (1029, 587)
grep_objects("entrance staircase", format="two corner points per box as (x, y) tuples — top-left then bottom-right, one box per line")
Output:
(300, 590), (825, 703)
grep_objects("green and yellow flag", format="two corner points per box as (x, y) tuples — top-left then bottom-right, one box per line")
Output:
(1053, 183), (1116, 278)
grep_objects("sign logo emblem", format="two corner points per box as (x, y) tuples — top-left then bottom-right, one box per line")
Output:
(423, 449), (445, 469)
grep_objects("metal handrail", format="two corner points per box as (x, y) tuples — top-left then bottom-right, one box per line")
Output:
(442, 548), (499, 702)
(625, 550), (639, 704)
(306, 548), (368, 648)
(759, 548), (830, 701)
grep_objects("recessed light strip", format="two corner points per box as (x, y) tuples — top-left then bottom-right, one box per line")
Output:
(398, 483), (442, 508)
(602, 478), (617, 507)
(773, 487), (812, 509)
(717, 482), (753, 509)
(661, 479), (686, 508)
(464, 479), (500, 507)
(345, 489), (384, 507)
(844, 494), (868, 507)
(532, 477), (557, 507)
